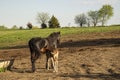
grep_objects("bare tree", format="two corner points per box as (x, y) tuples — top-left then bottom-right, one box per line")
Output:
(88, 10), (100, 27)
(86, 17), (90, 27)
(36, 12), (50, 28)
(74, 13), (87, 27)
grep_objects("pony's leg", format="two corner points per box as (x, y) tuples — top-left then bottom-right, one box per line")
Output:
(55, 54), (59, 72)
(46, 57), (50, 70)
(46, 52), (51, 70)
(51, 57), (55, 70)
(50, 57), (54, 69)
(53, 53), (59, 72)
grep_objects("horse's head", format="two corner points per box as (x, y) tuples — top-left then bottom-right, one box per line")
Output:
(56, 31), (61, 45)
(48, 31), (61, 45)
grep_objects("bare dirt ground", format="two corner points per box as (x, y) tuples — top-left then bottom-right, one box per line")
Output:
(0, 31), (120, 80)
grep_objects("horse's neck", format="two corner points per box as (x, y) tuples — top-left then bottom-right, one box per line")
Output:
(47, 37), (56, 42)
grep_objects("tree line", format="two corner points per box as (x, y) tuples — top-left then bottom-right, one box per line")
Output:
(0, 4), (113, 29)
(75, 4), (113, 27)
(33, 4), (113, 29)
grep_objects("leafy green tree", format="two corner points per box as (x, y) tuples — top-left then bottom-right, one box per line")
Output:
(36, 12), (50, 28)
(74, 13), (87, 27)
(88, 10), (100, 27)
(99, 4), (113, 26)
(48, 15), (60, 28)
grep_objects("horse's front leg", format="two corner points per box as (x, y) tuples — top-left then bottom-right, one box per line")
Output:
(52, 53), (59, 72)
(46, 58), (50, 70)
(51, 57), (55, 70)
(46, 52), (51, 70)
(55, 59), (58, 72)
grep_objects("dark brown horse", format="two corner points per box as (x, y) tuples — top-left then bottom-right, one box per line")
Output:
(28, 32), (60, 72)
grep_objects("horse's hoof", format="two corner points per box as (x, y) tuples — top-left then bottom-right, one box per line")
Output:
(53, 70), (58, 73)
(32, 71), (34, 73)
(32, 70), (35, 73)
(46, 67), (50, 70)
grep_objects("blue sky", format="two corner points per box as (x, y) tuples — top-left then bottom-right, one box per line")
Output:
(0, 0), (120, 28)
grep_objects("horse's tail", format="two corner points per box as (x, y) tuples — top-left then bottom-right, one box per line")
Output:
(28, 38), (42, 59)
(28, 38), (34, 55)
(28, 38), (40, 72)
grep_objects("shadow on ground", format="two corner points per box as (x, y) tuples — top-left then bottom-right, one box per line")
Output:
(59, 73), (120, 80)
(60, 38), (120, 48)
(1, 38), (120, 49)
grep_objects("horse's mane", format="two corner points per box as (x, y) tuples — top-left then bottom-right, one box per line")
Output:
(47, 32), (60, 40)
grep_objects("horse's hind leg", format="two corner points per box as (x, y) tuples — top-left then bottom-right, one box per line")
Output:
(31, 50), (40, 72)
(31, 53), (36, 72)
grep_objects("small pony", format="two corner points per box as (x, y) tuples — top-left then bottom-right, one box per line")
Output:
(46, 48), (59, 72)
(28, 32), (60, 72)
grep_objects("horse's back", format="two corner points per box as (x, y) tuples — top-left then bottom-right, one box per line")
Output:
(28, 37), (47, 50)
(29, 37), (43, 46)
